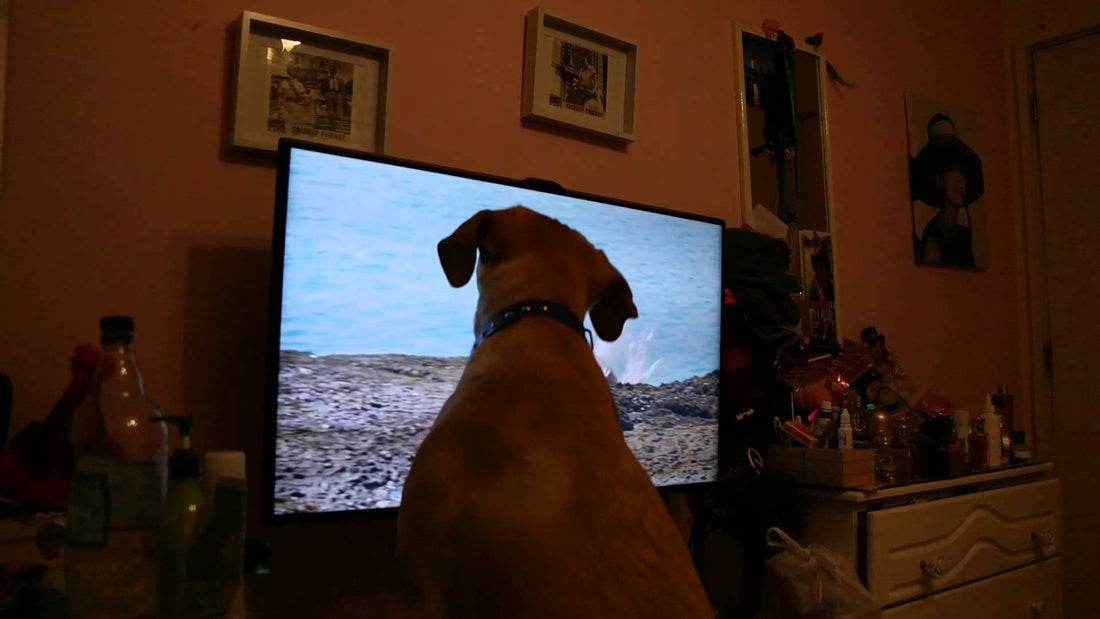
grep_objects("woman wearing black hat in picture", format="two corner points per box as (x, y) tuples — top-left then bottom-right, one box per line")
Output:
(911, 113), (984, 267)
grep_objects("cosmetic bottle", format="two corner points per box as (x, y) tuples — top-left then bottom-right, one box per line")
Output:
(969, 416), (989, 470)
(838, 408), (854, 450)
(983, 394), (1002, 468)
(152, 416), (204, 617)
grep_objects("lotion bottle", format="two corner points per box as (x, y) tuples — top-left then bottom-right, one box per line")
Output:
(153, 416), (204, 618)
(983, 394), (1002, 468)
(838, 408), (854, 450)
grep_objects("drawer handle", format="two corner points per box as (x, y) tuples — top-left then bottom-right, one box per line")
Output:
(1031, 528), (1055, 548)
(1031, 600), (1046, 616)
(920, 556), (945, 578)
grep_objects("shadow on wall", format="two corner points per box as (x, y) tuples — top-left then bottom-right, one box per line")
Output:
(183, 243), (270, 525)
(183, 241), (411, 617)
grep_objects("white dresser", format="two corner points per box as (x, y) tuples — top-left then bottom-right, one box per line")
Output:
(799, 463), (1061, 617)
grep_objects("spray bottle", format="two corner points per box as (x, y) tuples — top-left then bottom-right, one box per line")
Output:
(838, 408), (854, 450)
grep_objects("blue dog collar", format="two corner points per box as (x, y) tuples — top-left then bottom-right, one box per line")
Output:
(473, 298), (593, 350)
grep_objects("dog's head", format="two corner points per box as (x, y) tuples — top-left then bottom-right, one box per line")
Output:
(438, 206), (638, 342)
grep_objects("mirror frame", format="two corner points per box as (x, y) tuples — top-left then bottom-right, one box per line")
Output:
(731, 21), (841, 341)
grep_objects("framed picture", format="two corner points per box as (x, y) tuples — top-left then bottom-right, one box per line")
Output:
(231, 11), (391, 153)
(521, 7), (638, 142)
(801, 300), (837, 342)
(905, 92), (987, 268)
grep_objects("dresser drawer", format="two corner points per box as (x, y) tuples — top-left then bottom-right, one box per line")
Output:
(883, 557), (1062, 619)
(867, 479), (1060, 607)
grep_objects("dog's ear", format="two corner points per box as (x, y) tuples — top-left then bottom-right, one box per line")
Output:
(438, 210), (491, 287)
(589, 260), (638, 342)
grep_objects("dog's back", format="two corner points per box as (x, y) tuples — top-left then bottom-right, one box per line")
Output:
(397, 207), (713, 618)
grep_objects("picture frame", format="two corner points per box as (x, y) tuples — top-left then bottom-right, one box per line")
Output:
(904, 92), (988, 268)
(231, 11), (391, 153)
(800, 300), (837, 342)
(521, 7), (638, 142)
(798, 230), (833, 302)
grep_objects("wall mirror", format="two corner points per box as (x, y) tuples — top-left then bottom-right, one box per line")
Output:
(732, 22), (839, 342)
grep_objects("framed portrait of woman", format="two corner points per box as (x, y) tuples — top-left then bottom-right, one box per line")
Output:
(905, 93), (988, 268)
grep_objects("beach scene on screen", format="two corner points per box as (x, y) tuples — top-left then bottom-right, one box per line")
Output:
(275, 149), (721, 513)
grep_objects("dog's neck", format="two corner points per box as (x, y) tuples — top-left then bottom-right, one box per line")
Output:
(473, 298), (591, 349)
(473, 262), (589, 338)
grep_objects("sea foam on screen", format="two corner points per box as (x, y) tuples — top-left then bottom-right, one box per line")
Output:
(274, 148), (721, 513)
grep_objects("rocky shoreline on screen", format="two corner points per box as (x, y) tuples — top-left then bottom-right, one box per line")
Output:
(274, 350), (718, 514)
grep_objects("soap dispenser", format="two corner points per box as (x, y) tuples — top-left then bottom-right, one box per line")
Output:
(149, 415), (205, 617)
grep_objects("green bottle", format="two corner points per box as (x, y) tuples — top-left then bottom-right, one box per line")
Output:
(150, 416), (204, 617)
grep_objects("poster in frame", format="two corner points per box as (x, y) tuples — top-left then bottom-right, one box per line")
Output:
(521, 7), (638, 142)
(231, 11), (391, 154)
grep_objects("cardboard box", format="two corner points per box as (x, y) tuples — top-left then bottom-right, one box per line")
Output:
(768, 445), (876, 488)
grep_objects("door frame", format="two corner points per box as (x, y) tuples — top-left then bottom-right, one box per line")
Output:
(1011, 24), (1100, 462)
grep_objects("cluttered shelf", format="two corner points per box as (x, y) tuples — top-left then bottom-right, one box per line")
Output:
(758, 323), (1035, 504)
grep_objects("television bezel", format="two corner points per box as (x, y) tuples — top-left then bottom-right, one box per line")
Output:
(262, 138), (725, 524)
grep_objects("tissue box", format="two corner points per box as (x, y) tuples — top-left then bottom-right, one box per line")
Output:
(768, 445), (875, 488)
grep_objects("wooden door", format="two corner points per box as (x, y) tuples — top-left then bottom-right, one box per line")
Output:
(1032, 29), (1100, 617)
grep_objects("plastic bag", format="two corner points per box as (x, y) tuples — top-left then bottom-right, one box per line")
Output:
(760, 527), (881, 619)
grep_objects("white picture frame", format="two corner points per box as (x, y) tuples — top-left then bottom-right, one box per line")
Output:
(521, 7), (637, 142)
(231, 11), (391, 153)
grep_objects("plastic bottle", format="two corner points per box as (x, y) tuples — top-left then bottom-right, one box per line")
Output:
(838, 408), (854, 450)
(993, 385), (1014, 465)
(983, 394), (1002, 468)
(66, 315), (168, 618)
(153, 416), (205, 618)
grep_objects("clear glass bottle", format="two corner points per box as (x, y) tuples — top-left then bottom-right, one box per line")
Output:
(868, 403), (890, 448)
(849, 395), (868, 443)
(66, 316), (167, 618)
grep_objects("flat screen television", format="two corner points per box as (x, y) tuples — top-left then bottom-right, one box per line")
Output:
(264, 140), (724, 519)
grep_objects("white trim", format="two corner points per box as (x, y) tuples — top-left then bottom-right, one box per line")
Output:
(730, 21), (840, 340)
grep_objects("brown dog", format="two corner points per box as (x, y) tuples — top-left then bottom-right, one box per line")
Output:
(396, 206), (713, 618)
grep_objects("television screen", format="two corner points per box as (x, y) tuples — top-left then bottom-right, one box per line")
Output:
(266, 141), (723, 517)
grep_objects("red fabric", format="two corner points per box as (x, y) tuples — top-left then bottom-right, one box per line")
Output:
(0, 345), (100, 510)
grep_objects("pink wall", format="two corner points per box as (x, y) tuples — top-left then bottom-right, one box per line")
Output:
(0, 0), (1014, 613)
